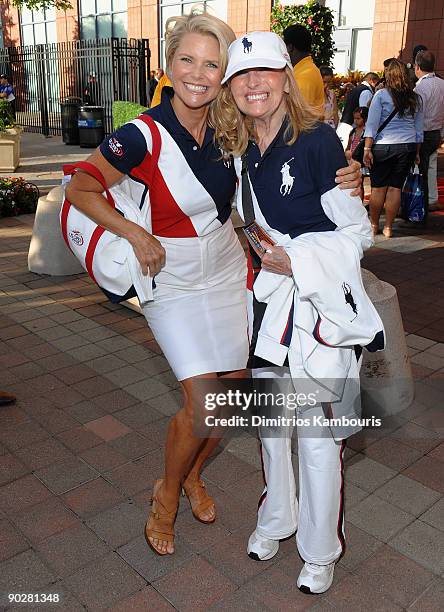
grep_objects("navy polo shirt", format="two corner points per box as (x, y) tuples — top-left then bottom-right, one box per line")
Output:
(246, 121), (347, 238)
(100, 87), (236, 228)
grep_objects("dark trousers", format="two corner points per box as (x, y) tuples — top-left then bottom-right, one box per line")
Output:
(419, 130), (441, 218)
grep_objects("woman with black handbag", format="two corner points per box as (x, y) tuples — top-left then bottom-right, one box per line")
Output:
(363, 59), (423, 237)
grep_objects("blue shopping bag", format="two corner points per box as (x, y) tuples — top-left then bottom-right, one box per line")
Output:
(401, 165), (425, 223)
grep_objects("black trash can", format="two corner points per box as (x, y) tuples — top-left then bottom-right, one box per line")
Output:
(78, 105), (105, 148)
(61, 97), (81, 145)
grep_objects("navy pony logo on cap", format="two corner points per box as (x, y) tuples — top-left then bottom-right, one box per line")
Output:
(242, 36), (252, 53)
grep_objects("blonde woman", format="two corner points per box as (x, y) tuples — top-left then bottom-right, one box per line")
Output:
(213, 32), (375, 594)
(66, 15), (362, 557)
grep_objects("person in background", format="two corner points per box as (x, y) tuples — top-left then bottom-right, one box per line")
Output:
(83, 72), (99, 106)
(320, 66), (339, 128)
(414, 50), (444, 216)
(364, 59), (423, 237)
(0, 74), (15, 118)
(346, 106), (369, 200)
(342, 81), (355, 96)
(428, 151), (440, 210)
(150, 72), (172, 108)
(148, 69), (157, 102)
(282, 24), (324, 115)
(0, 74), (14, 101)
(336, 72), (379, 148)
(407, 44), (427, 86)
(375, 58), (396, 91)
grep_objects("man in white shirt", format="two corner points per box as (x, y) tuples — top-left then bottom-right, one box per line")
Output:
(414, 50), (444, 214)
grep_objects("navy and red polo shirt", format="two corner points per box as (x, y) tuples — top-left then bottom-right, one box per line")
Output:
(100, 87), (237, 237)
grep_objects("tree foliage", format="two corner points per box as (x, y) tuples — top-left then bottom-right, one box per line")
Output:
(11, 0), (72, 11)
(271, 1), (336, 67)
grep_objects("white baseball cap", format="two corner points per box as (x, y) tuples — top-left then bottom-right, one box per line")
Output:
(221, 31), (293, 84)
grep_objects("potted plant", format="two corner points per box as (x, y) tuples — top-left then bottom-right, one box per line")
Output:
(0, 176), (39, 218)
(0, 99), (22, 172)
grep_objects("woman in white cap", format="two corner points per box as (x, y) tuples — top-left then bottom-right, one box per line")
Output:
(67, 14), (362, 559)
(213, 32), (378, 594)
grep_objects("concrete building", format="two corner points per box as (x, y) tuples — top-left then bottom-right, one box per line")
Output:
(371, 0), (444, 73)
(0, 0), (442, 74)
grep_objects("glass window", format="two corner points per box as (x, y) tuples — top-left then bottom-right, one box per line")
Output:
(97, 14), (112, 38)
(81, 16), (96, 39)
(46, 21), (57, 44)
(97, 0), (112, 14)
(33, 9), (46, 22)
(19, 7), (57, 46)
(351, 28), (373, 71)
(81, 0), (96, 16)
(21, 24), (34, 46)
(159, 0), (227, 66)
(79, 0), (127, 40)
(34, 22), (46, 44)
(113, 12), (127, 38)
(20, 7), (33, 25)
(336, 0), (375, 28)
(161, 4), (181, 28)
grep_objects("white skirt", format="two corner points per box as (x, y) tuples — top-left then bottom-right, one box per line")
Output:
(142, 220), (248, 380)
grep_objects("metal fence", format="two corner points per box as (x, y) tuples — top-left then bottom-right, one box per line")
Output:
(0, 38), (150, 136)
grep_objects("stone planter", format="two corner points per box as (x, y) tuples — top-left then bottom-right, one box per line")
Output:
(0, 127), (22, 172)
(28, 185), (85, 276)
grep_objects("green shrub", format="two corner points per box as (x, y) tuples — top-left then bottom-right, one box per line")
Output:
(0, 177), (39, 217)
(0, 99), (15, 132)
(112, 101), (148, 130)
(271, 0), (335, 67)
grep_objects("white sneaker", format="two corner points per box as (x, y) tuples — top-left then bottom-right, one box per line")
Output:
(297, 561), (335, 594)
(247, 530), (279, 561)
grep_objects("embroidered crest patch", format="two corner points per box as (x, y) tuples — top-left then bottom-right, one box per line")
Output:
(69, 230), (84, 246)
(108, 137), (124, 157)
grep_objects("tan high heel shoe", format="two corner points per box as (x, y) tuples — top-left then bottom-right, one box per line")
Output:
(371, 223), (379, 236)
(382, 226), (392, 238)
(145, 479), (177, 555)
(182, 479), (216, 524)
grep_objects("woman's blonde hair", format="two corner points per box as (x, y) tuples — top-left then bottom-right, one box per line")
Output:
(164, 10), (236, 82)
(211, 67), (319, 157)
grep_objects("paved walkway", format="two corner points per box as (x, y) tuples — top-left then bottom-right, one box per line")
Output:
(0, 138), (443, 610)
(1, 218), (443, 611)
(0, 133), (89, 194)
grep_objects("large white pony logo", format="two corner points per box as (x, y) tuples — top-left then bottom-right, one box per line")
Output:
(280, 157), (295, 196)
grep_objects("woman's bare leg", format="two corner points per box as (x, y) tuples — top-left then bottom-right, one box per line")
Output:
(148, 369), (247, 553)
(369, 186), (388, 231)
(148, 373), (214, 554)
(183, 369), (247, 522)
(382, 186), (402, 232)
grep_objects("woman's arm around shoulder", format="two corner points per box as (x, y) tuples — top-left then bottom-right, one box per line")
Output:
(311, 124), (373, 255)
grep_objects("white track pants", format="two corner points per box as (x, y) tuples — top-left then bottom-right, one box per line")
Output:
(254, 368), (345, 565)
